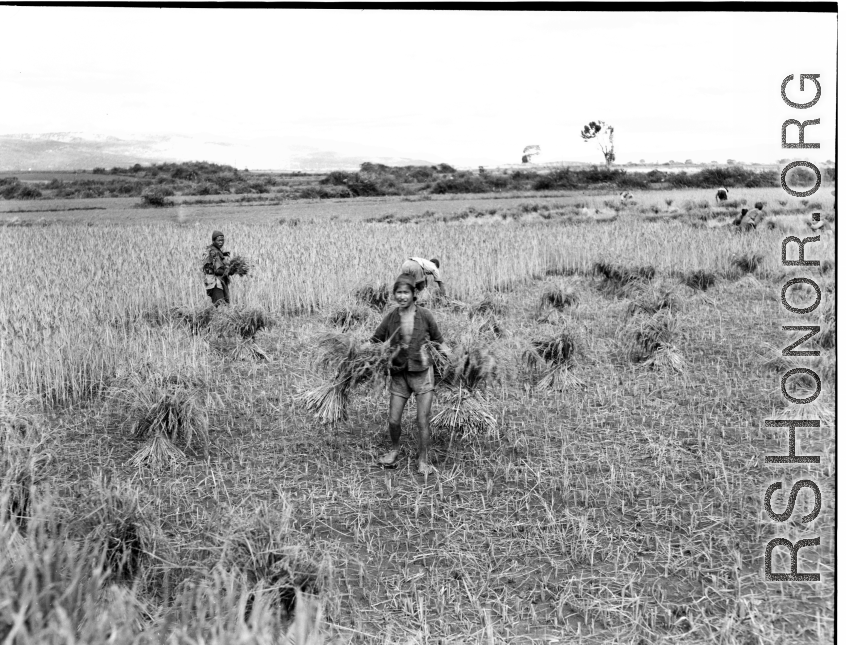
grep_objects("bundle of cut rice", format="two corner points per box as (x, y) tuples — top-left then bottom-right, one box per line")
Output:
(127, 433), (187, 469)
(640, 345), (686, 374)
(227, 254), (251, 277)
(299, 333), (395, 424)
(424, 341), (499, 390)
(113, 374), (211, 467)
(210, 337), (270, 362)
(431, 386), (497, 440)
(354, 283), (391, 311)
(522, 330), (584, 390)
(208, 305), (272, 339)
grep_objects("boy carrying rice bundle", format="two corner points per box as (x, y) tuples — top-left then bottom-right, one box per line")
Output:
(202, 230), (251, 306)
(370, 274), (450, 475)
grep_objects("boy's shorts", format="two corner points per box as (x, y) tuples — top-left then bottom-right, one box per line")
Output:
(389, 367), (435, 399)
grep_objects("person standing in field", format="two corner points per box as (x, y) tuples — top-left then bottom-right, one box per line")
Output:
(203, 230), (232, 305)
(399, 257), (446, 305)
(371, 274), (449, 475)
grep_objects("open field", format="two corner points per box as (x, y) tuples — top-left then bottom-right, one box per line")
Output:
(0, 185), (834, 226)
(0, 188), (835, 643)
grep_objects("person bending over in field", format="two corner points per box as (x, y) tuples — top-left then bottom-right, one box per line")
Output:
(371, 274), (449, 475)
(399, 257), (446, 306)
(203, 230), (232, 305)
(737, 202), (766, 232)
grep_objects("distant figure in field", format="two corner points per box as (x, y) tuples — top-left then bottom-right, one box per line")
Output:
(715, 187), (729, 204)
(203, 230), (231, 305)
(734, 202), (766, 232)
(619, 191), (634, 204)
(399, 257), (446, 305)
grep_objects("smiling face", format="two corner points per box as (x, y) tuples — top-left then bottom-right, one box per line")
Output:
(213, 235), (225, 249)
(394, 283), (414, 308)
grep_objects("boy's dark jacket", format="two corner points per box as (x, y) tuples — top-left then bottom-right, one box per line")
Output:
(371, 306), (444, 373)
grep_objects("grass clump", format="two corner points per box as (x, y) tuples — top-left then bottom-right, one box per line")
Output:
(0, 404), (52, 534)
(85, 474), (148, 584)
(224, 507), (323, 619)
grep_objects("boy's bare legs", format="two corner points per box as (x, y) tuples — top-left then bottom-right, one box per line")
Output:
(415, 391), (435, 473)
(379, 394), (407, 465)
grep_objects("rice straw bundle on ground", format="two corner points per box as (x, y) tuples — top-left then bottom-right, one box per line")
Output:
(299, 333), (394, 424)
(522, 330), (584, 391)
(640, 345), (687, 374)
(626, 281), (683, 317)
(431, 386), (497, 441)
(227, 254), (251, 277)
(540, 284), (579, 310)
(127, 433), (188, 469)
(326, 305), (373, 331)
(467, 311), (503, 338)
(210, 337), (270, 362)
(354, 283), (391, 311)
(680, 269), (716, 291)
(112, 374), (211, 467)
(208, 305), (272, 339)
(730, 251), (764, 275)
(593, 261), (656, 297)
(624, 311), (686, 373)
(469, 294), (507, 318)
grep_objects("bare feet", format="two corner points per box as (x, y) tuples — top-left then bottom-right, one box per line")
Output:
(379, 449), (400, 466)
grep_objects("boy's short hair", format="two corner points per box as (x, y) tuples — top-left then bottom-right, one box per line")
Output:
(430, 258), (440, 269)
(754, 202), (764, 210)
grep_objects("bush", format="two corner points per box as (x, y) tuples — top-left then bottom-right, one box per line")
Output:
(533, 168), (580, 191)
(431, 173), (491, 195)
(140, 187), (174, 208)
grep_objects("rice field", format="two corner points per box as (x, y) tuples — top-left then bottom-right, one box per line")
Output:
(0, 188), (835, 643)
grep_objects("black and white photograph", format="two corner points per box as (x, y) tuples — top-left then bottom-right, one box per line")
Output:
(0, 5), (837, 643)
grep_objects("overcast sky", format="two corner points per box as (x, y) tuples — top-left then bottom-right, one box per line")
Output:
(0, 8), (837, 167)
